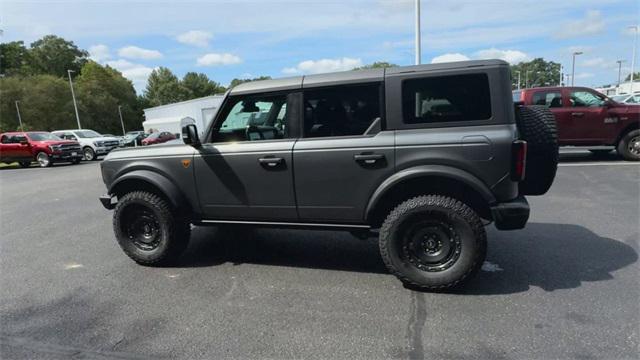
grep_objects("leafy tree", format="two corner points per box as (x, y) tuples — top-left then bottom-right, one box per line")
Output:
(182, 72), (225, 98)
(624, 72), (640, 82)
(510, 58), (561, 89)
(229, 76), (272, 88)
(353, 62), (398, 70)
(0, 41), (32, 76)
(27, 35), (89, 78)
(76, 61), (142, 134)
(143, 67), (189, 106)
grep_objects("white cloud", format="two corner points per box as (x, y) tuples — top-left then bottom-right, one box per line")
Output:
(474, 48), (529, 64)
(431, 53), (470, 63)
(282, 57), (363, 74)
(176, 30), (213, 47)
(88, 44), (110, 62)
(196, 53), (242, 66)
(575, 72), (595, 79)
(118, 46), (163, 60)
(582, 57), (605, 67)
(105, 59), (155, 92)
(556, 10), (605, 39)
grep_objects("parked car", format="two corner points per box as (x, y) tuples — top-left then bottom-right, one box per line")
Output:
(141, 131), (176, 146)
(611, 93), (639, 105)
(0, 131), (82, 167)
(514, 86), (640, 160)
(102, 133), (126, 147)
(122, 131), (148, 147)
(51, 129), (121, 161)
(99, 59), (559, 290)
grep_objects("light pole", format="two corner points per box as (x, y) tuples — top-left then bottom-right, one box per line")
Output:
(616, 59), (625, 93)
(558, 64), (563, 86)
(629, 25), (638, 93)
(515, 70), (521, 90)
(525, 70), (531, 88)
(14, 101), (24, 132)
(414, 0), (421, 65)
(67, 69), (81, 129)
(118, 105), (126, 135)
(571, 51), (583, 86)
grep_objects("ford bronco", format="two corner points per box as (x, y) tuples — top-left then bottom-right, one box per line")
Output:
(99, 60), (558, 290)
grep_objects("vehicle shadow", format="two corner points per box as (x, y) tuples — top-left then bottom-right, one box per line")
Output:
(559, 149), (622, 163)
(177, 222), (637, 295)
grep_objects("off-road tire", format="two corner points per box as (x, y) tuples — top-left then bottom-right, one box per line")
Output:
(379, 195), (486, 291)
(113, 191), (190, 266)
(515, 105), (559, 195)
(83, 147), (96, 161)
(18, 161), (31, 168)
(617, 129), (640, 161)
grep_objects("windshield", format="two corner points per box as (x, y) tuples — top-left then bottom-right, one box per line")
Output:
(146, 133), (160, 139)
(27, 132), (62, 141)
(75, 130), (102, 138)
(611, 95), (626, 102)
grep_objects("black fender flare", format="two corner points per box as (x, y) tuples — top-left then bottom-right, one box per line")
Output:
(109, 169), (190, 211)
(364, 165), (496, 221)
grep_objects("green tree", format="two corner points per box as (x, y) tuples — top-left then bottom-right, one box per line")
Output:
(510, 58), (561, 89)
(27, 35), (89, 77)
(0, 41), (32, 76)
(624, 72), (640, 82)
(182, 72), (225, 98)
(229, 76), (272, 88)
(143, 67), (189, 106)
(353, 62), (398, 70)
(76, 61), (142, 134)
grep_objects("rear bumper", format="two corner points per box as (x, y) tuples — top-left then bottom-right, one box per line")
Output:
(99, 194), (116, 210)
(491, 196), (530, 230)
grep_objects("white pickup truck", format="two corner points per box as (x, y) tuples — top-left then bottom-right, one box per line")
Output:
(52, 129), (121, 161)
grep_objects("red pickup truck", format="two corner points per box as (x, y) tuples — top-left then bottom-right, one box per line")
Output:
(0, 131), (83, 167)
(514, 86), (640, 161)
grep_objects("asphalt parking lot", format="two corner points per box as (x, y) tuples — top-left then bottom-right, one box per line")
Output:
(1, 151), (638, 360)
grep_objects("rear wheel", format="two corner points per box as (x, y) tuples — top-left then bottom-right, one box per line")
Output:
(113, 191), (190, 265)
(617, 129), (640, 161)
(379, 195), (486, 290)
(36, 152), (52, 167)
(83, 147), (96, 161)
(18, 161), (31, 168)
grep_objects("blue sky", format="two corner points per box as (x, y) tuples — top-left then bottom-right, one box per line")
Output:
(1, 0), (638, 92)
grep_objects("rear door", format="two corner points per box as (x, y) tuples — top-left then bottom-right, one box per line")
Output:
(0, 134), (19, 160)
(193, 92), (299, 220)
(292, 83), (395, 222)
(527, 89), (573, 143)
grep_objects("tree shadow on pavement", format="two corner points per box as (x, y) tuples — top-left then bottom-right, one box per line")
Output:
(178, 222), (638, 295)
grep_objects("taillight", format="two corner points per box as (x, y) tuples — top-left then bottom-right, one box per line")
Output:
(511, 140), (527, 181)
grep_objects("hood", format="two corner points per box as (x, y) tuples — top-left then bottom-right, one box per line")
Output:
(94, 136), (120, 142)
(609, 102), (640, 115)
(33, 139), (79, 146)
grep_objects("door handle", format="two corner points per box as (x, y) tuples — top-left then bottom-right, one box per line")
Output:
(571, 112), (584, 117)
(354, 153), (384, 164)
(258, 157), (283, 167)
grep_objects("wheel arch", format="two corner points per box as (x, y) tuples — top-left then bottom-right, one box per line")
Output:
(109, 170), (192, 215)
(615, 121), (640, 145)
(365, 165), (496, 228)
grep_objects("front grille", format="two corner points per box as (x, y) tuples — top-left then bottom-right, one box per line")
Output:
(59, 143), (81, 152)
(102, 140), (120, 148)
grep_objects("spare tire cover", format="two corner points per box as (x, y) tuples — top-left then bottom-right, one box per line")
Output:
(515, 105), (559, 195)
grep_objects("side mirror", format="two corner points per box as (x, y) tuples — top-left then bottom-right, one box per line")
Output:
(182, 124), (201, 148)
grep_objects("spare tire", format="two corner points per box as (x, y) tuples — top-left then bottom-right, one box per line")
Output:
(515, 105), (559, 195)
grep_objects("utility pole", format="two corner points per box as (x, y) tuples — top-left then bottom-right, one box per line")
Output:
(67, 69), (81, 129)
(616, 60), (625, 94)
(414, 0), (421, 65)
(525, 70), (531, 89)
(559, 64), (563, 86)
(118, 105), (126, 135)
(629, 25), (638, 93)
(515, 71), (521, 90)
(15, 101), (24, 132)
(571, 51), (583, 86)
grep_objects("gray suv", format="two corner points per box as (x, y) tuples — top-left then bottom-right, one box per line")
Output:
(99, 60), (558, 290)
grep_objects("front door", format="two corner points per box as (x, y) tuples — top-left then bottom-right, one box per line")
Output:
(293, 83), (395, 223)
(562, 88), (613, 144)
(193, 92), (298, 220)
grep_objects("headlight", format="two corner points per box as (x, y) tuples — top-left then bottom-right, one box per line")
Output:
(48, 145), (60, 151)
(94, 141), (102, 147)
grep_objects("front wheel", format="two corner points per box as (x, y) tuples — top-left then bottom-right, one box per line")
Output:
(617, 129), (640, 161)
(379, 195), (487, 290)
(36, 152), (52, 167)
(83, 147), (96, 161)
(113, 191), (190, 266)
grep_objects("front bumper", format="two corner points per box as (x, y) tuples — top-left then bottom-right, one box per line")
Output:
(491, 196), (530, 230)
(99, 194), (116, 210)
(51, 151), (83, 161)
(95, 146), (118, 155)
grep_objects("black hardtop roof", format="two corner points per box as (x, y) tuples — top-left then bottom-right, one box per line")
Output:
(230, 59), (508, 95)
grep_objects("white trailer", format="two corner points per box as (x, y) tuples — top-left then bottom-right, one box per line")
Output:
(142, 95), (225, 138)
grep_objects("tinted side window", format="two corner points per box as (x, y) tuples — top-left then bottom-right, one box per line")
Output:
(402, 74), (491, 124)
(532, 91), (563, 108)
(303, 84), (381, 138)
(1, 135), (11, 144)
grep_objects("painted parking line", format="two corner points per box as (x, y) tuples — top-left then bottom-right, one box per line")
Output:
(559, 162), (640, 167)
